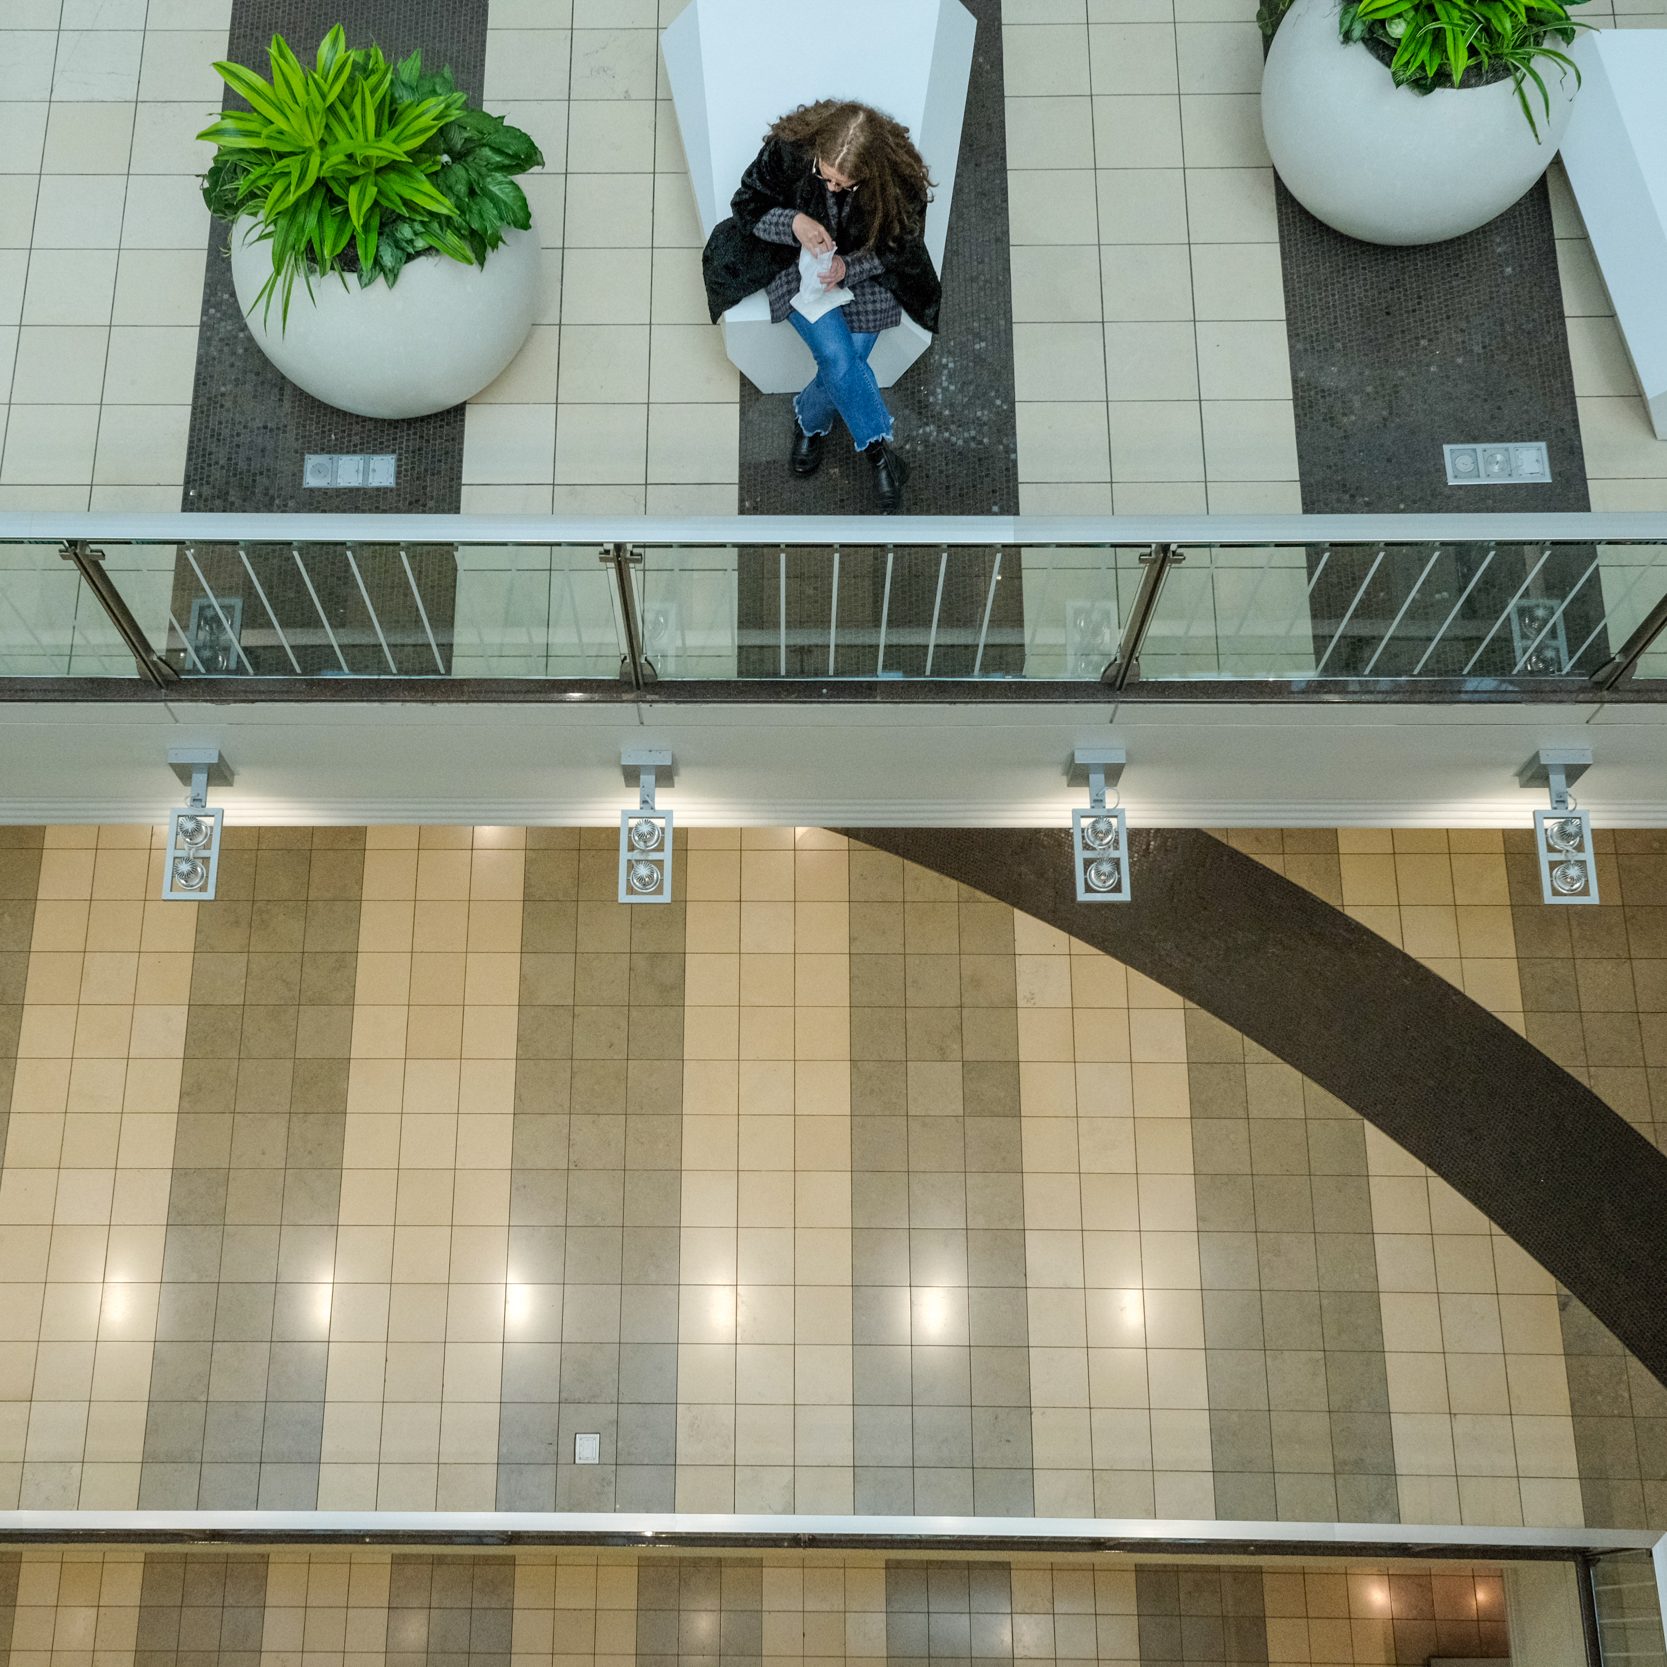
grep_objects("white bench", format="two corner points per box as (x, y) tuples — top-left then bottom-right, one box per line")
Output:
(1558, 30), (1667, 438)
(660, 0), (976, 395)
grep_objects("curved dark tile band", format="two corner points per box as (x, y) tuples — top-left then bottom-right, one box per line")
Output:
(841, 826), (1667, 1384)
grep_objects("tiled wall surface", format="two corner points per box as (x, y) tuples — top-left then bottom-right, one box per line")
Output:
(0, 823), (1663, 1529)
(0, 1547), (1513, 1667)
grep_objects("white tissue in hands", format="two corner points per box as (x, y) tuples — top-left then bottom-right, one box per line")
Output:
(790, 246), (853, 321)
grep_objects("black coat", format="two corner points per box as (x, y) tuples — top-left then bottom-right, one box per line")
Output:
(701, 136), (942, 334)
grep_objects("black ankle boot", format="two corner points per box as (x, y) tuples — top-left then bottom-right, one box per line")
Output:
(791, 423), (825, 477)
(864, 439), (909, 513)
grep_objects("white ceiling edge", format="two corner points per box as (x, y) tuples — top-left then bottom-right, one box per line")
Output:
(3, 697), (1666, 828)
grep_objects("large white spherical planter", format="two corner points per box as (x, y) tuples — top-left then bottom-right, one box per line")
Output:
(229, 215), (542, 418)
(1261, 0), (1578, 245)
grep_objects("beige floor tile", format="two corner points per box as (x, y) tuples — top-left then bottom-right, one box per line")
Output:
(128, 101), (217, 173)
(485, 29), (573, 103)
(1004, 23), (1095, 95)
(41, 101), (132, 173)
(1104, 322), (1199, 399)
(1092, 94), (1185, 168)
(1206, 479), (1302, 511)
(1107, 400), (1205, 479)
(1015, 321), (1109, 401)
(561, 247), (652, 325)
(521, 175), (567, 245)
(1088, 23), (1180, 93)
(472, 326), (562, 404)
(1093, 0), (1177, 23)
(101, 325), (195, 404)
(58, 28), (142, 100)
(570, 28), (658, 100)
(647, 483), (738, 514)
(554, 401), (647, 483)
(118, 175), (208, 247)
(1196, 320), (1292, 399)
(1200, 398), (1299, 480)
(650, 246), (710, 324)
(1017, 401), (1113, 482)
(31, 176), (126, 248)
(1554, 236), (1611, 316)
(110, 247), (204, 325)
(1021, 481), (1116, 512)
(1565, 314), (1636, 398)
(1114, 479), (1207, 511)
(1011, 245), (1105, 322)
(91, 402), (188, 483)
(1179, 93), (1270, 165)
(1097, 169), (1188, 241)
(10, 327), (108, 404)
(565, 99), (655, 172)
(1185, 167), (1279, 241)
(1578, 396), (1667, 476)
(4, 33), (57, 100)
(649, 325), (738, 403)
(0, 250), (24, 325)
(1009, 0), (1091, 19)
(648, 402), (738, 482)
(1009, 170), (1101, 244)
(652, 173), (703, 246)
(557, 324), (650, 402)
(1006, 96), (1097, 169)
(1190, 243), (1285, 319)
(492, 0), (576, 24)
(1588, 478), (1667, 509)
(1176, 20), (1264, 91)
(552, 482), (645, 512)
(564, 173), (653, 247)
(463, 405), (558, 484)
(0, 405), (100, 484)
(1101, 244), (1194, 321)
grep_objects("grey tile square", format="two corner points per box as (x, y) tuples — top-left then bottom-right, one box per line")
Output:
(1210, 1407), (1274, 1472)
(972, 1407), (1033, 1468)
(914, 1467), (975, 1514)
(855, 1405), (915, 1466)
(914, 1406), (975, 1467)
(1265, 1349), (1328, 1411)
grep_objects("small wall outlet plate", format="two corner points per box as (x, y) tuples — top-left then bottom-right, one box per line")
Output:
(303, 453), (397, 489)
(574, 1433), (600, 1465)
(1443, 441), (1550, 486)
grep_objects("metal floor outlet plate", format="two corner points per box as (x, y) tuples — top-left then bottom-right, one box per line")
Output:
(304, 453), (397, 488)
(1444, 441), (1551, 485)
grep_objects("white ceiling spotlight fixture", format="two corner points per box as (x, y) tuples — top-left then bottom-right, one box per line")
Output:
(1519, 746), (1598, 905)
(1068, 747), (1130, 903)
(620, 749), (674, 905)
(161, 747), (232, 902)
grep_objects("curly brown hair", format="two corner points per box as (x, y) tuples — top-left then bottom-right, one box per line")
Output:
(769, 99), (934, 253)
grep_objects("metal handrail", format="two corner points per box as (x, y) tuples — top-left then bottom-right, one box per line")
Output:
(4, 510), (1667, 546)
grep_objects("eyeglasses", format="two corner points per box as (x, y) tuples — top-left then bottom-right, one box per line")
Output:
(814, 159), (858, 193)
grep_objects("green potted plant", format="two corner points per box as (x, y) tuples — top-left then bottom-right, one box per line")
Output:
(198, 25), (546, 418)
(1258, 0), (1587, 244)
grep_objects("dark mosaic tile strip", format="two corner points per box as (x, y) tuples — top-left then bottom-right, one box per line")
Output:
(737, 0), (1019, 518)
(840, 827), (1667, 1392)
(1135, 1566), (1269, 1667)
(1277, 177), (1589, 517)
(850, 851), (1035, 1517)
(1276, 177), (1602, 678)
(0, 833), (44, 1197)
(135, 1551), (269, 1667)
(139, 830), (364, 1510)
(386, 1554), (515, 1667)
(1187, 1010), (1398, 1525)
(500, 835), (684, 1511)
(182, 0), (488, 519)
(635, 1556), (762, 1667)
(885, 1559), (1014, 1665)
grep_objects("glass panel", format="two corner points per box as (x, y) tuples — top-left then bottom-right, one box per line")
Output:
(0, 541), (137, 677)
(639, 544), (739, 678)
(1017, 546), (1145, 679)
(1592, 1551), (1667, 1667)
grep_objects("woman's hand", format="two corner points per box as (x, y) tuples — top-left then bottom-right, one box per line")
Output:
(792, 213), (834, 254)
(820, 254), (847, 288)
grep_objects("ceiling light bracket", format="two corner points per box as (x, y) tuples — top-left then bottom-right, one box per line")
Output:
(1518, 747), (1591, 812)
(1068, 748), (1126, 811)
(168, 747), (233, 810)
(622, 748), (674, 810)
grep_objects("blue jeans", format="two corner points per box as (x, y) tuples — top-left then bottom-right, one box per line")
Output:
(788, 308), (892, 451)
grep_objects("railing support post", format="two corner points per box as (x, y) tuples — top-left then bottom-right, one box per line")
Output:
(1105, 543), (1183, 689)
(58, 540), (178, 688)
(1591, 587), (1667, 691)
(601, 542), (655, 691)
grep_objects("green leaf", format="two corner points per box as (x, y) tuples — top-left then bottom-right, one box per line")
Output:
(346, 172), (376, 230)
(212, 59), (290, 127)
